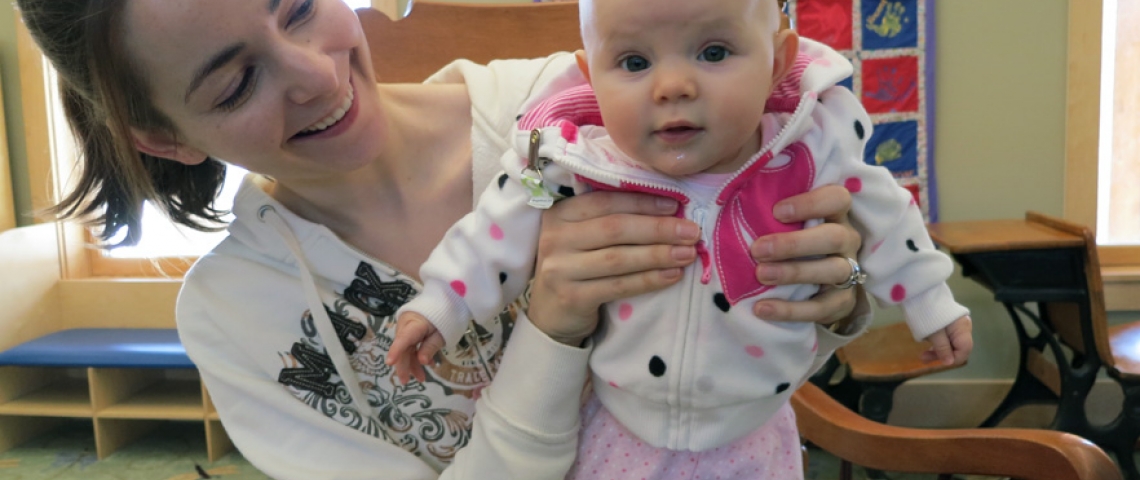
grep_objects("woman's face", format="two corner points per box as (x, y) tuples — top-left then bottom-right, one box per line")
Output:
(122, 0), (384, 180)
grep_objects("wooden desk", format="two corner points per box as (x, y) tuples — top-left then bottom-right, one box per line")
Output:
(927, 218), (1096, 427)
(929, 220), (1088, 305)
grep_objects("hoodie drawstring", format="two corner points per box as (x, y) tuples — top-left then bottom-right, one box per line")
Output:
(258, 205), (375, 419)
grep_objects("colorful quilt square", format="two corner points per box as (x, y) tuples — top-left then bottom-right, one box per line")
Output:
(794, 0), (853, 50)
(861, 56), (919, 114)
(837, 75), (854, 92)
(864, 120), (918, 177)
(861, 0), (919, 49)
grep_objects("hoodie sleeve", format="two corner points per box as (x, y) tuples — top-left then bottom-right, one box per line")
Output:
(178, 256), (591, 480)
(396, 172), (544, 346)
(395, 53), (584, 345)
(807, 86), (969, 341)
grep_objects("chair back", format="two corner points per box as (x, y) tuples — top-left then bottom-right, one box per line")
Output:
(793, 383), (1122, 480)
(356, 2), (582, 83)
(1024, 211), (1115, 370)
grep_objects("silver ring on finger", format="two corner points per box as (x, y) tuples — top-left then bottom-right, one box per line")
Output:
(832, 257), (866, 290)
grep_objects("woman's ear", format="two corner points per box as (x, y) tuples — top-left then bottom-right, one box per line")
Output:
(130, 128), (208, 165)
(772, 29), (800, 84)
(575, 50), (592, 84)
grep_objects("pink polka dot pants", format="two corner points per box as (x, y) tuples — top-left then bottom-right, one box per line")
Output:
(566, 394), (803, 480)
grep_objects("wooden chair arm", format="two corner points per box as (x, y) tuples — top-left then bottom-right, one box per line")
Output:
(792, 383), (1121, 480)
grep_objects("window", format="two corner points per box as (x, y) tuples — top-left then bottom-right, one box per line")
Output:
(1066, 0), (1140, 310)
(1098, 0), (1140, 246)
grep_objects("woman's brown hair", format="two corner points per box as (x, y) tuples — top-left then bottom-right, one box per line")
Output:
(17, 0), (228, 247)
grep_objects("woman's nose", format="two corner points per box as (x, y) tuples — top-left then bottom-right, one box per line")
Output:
(279, 40), (341, 105)
(652, 63), (697, 104)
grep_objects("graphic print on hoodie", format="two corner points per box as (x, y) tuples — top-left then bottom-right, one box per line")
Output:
(276, 261), (515, 465)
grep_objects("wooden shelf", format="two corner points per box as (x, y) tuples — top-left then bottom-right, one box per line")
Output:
(0, 365), (234, 461)
(0, 378), (91, 417)
(97, 379), (204, 420)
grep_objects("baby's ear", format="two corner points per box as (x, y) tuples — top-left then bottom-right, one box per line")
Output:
(574, 50), (592, 84)
(772, 29), (800, 83)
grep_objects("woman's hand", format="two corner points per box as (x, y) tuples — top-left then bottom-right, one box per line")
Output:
(750, 184), (862, 326)
(527, 192), (700, 346)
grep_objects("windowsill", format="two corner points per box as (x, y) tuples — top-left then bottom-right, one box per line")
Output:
(1102, 266), (1140, 311)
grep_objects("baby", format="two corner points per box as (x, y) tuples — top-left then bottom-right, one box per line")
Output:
(391, 0), (971, 470)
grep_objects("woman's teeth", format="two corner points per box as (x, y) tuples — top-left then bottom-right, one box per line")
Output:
(301, 85), (354, 133)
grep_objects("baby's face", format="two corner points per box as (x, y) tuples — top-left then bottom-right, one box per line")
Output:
(581, 0), (784, 177)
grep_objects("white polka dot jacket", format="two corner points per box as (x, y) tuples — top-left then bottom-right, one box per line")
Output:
(397, 39), (963, 452)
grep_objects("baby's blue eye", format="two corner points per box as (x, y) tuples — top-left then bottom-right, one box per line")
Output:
(620, 55), (651, 72)
(699, 46), (730, 62)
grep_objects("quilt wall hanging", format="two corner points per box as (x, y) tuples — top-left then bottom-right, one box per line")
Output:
(788, 0), (939, 221)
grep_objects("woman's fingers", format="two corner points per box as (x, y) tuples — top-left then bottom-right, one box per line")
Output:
(752, 285), (857, 324)
(756, 254), (855, 286)
(543, 244), (696, 280)
(772, 183), (853, 224)
(752, 222), (860, 263)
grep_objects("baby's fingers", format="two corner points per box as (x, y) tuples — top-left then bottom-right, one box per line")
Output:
(923, 331), (954, 366)
(417, 332), (446, 366)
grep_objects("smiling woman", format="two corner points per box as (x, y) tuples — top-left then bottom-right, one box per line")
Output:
(105, 0), (373, 261)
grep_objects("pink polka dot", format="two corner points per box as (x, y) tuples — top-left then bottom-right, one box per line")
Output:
(618, 303), (633, 320)
(560, 120), (579, 143)
(450, 280), (467, 297)
(489, 223), (504, 240)
(891, 284), (907, 302)
(745, 345), (765, 358)
(812, 339), (819, 352)
(871, 239), (884, 253)
(844, 177), (863, 193)
(608, 381), (619, 388)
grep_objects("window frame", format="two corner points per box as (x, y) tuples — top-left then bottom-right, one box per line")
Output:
(1066, 0), (1140, 309)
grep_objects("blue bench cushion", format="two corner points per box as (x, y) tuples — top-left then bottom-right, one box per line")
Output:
(0, 329), (194, 368)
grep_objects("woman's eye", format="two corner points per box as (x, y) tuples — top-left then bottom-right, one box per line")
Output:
(217, 67), (257, 111)
(699, 46), (730, 63)
(620, 55), (651, 72)
(286, 0), (315, 28)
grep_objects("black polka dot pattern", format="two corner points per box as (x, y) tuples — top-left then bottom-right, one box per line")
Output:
(854, 121), (865, 140)
(499, 272), (507, 284)
(557, 185), (576, 198)
(906, 239), (919, 252)
(775, 382), (791, 394)
(713, 293), (730, 312)
(497, 173), (509, 190)
(649, 356), (667, 377)
(516, 114), (524, 121)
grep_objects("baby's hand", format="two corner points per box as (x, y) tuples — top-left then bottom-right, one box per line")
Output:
(921, 315), (973, 366)
(387, 312), (446, 384)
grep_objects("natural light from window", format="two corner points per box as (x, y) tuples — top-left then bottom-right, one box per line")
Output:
(1098, 0), (1140, 246)
(108, 0), (375, 258)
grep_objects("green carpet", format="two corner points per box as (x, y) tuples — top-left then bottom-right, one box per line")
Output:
(0, 420), (995, 479)
(0, 420), (268, 480)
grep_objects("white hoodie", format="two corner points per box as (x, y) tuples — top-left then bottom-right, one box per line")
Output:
(177, 54), (599, 480)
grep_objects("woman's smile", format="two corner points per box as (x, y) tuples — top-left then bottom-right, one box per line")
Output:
(293, 80), (359, 141)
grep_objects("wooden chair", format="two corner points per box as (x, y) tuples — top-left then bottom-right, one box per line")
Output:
(793, 382), (1121, 480)
(358, 3), (1121, 478)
